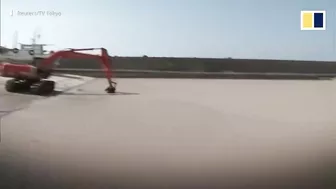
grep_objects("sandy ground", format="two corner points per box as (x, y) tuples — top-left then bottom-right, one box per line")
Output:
(0, 75), (93, 118)
(0, 78), (336, 188)
(0, 78), (44, 118)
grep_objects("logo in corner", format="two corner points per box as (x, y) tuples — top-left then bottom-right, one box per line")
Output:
(301, 10), (326, 30)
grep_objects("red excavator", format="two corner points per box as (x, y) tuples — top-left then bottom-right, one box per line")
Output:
(0, 48), (117, 95)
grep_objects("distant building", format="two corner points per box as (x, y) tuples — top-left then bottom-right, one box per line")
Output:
(0, 43), (51, 63)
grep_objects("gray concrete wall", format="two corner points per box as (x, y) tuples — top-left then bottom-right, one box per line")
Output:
(56, 57), (336, 74)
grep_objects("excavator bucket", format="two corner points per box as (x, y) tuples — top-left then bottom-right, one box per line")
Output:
(105, 80), (117, 93)
(105, 86), (116, 93)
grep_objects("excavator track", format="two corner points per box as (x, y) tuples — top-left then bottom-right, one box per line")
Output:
(5, 78), (55, 96)
(30, 80), (55, 95)
(5, 79), (32, 93)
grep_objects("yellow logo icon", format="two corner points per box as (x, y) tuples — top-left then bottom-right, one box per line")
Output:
(301, 10), (326, 30)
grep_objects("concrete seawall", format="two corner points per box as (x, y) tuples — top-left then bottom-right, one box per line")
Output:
(53, 69), (336, 80)
(55, 57), (336, 74)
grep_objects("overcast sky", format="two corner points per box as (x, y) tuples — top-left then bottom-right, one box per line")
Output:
(1, 0), (335, 60)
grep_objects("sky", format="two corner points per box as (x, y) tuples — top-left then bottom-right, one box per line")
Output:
(1, 0), (336, 61)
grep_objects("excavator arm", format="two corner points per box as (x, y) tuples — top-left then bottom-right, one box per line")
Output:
(39, 48), (116, 93)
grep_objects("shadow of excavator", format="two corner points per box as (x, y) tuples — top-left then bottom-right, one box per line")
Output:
(51, 90), (139, 96)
